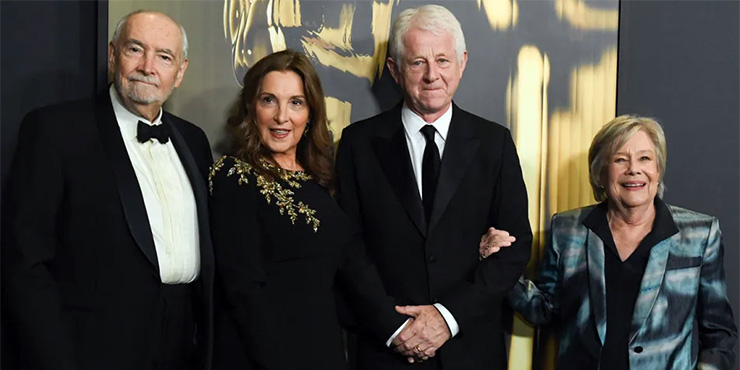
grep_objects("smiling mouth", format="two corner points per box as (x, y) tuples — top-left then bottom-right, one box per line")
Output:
(621, 182), (646, 190)
(270, 128), (290, 138)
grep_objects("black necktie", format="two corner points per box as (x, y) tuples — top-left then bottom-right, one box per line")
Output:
(137, 120), (169, 144)
(421, 125), (441, 223)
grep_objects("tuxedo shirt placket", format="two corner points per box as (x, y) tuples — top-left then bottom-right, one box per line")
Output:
(109, 87), (200, 284)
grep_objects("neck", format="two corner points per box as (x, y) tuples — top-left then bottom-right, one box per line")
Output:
(408, 102), (451, 124)
(607, 200), (656, 229)
(271, 152), (302, 171)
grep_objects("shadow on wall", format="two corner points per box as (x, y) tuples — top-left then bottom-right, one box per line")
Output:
(165, 85), (241, 159)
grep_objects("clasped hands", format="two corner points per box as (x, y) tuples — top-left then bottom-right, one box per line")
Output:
(391, 227), (513, 363)
(391, 305), (450, 363)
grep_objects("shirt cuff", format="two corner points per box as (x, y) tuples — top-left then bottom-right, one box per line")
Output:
(386, 318), (411, 347)
(433, 303), (459, 337)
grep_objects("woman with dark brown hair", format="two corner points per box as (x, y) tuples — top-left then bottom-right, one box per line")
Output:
(208, 50), (395, 370)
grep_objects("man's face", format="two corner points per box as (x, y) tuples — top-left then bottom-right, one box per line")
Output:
(388, 26), (467, 121)
(109, 12), (188, 115)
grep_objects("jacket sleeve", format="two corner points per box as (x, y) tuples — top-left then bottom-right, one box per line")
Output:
(438, 129), (533, 330)
(209, 158), (290, 370)
(507, 215), (563, 325)
(334, 131), (408, 343)
(2, 110), (80, 370)
(696, 218), (738, 369)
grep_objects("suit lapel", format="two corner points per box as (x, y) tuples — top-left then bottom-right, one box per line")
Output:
(371, 111), (426, 237)
(94, 93), (159, 273)
(586, 230), (607, 344)
(428, 105), (479, 231)
(629, 237), (672, 343)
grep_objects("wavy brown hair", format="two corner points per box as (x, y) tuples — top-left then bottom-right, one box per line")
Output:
(227, 49), (333, 188)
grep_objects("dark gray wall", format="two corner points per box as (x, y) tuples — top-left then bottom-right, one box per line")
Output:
(618, 1), (740, 367)
(0, 0), (108, 187)
(0, 1), (108, 367)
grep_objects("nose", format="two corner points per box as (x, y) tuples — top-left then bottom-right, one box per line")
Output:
(424, 62), (440, 82)
(274, 104), (289, 124)
(137, 52), (156, 75)
(626, 159), (641, 174)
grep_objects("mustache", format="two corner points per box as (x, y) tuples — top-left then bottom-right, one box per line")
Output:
(128, 74), (159, 86)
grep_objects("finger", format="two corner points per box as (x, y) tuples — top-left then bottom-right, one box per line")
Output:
(407, 357), (415, 364)
(395, 305), (422, 316)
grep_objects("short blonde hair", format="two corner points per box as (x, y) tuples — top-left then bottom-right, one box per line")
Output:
(588, 115), (667, 202)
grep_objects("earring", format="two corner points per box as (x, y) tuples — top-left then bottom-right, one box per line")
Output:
(304, 120), (311, 137)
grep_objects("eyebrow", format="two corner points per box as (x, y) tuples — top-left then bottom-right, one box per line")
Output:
(124, 38), (176, 58)
(157, 48), (176, 58)
(614, 149), (654, 155)
(258, 92), (306, 99)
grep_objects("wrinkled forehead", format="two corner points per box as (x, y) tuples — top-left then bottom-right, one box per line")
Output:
(121, 13), (183, 54)
(402, 26), (455, 53)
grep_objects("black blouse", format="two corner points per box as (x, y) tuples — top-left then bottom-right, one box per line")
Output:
(582, 198), (678, 369)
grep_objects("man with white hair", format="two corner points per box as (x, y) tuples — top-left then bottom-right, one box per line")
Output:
(3, 10), (213, 370)
(336, 4), (532, 369)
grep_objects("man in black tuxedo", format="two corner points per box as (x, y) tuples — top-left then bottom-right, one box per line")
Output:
(335, 4), (532, 369)
(3, 11), (213, 370)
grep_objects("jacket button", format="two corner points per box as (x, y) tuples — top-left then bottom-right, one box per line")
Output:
(428, 255), (436, 263)
(633, 346), (643, 353)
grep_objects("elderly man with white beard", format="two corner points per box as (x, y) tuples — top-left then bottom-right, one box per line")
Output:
(3, 10), (214, 370)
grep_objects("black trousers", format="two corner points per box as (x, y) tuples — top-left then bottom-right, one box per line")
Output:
(148, 283), (197, 370)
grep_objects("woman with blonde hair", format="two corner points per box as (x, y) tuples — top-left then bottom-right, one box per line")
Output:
(484, 115), (737, 369)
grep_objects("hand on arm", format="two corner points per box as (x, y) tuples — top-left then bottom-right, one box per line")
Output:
(479, 226), (516, 259)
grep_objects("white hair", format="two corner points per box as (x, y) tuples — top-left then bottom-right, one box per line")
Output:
(388, 4), (466, 68)
(111, 10), (189, 62)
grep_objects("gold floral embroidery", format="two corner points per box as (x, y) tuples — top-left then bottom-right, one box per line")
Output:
(209, 155), (320, 232)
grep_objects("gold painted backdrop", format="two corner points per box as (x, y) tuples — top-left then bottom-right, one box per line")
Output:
(110, 1), (618, 368)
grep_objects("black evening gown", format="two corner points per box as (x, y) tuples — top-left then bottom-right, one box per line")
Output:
(209, 156), (350, 370)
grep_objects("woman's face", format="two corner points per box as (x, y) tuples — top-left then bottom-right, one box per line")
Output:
(254, 70), (310, 161)
(603, 130), (660, 210)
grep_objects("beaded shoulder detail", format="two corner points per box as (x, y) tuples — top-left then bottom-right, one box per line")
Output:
(209, 155), (320, 232)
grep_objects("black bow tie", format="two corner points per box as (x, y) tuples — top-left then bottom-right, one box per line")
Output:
(137, 121), (169, 144)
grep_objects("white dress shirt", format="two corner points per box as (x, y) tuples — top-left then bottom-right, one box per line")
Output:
(385, 103), (460, 346)
(109, 86), (200, 284)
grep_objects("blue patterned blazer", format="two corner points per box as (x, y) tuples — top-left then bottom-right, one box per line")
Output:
(509, 201), (737, 369)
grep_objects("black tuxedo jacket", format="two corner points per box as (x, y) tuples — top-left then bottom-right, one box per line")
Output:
(2, 91), (214, 370)
(336, 102), (532, 369)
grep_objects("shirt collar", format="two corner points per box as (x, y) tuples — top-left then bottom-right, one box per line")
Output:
(109, 85), (163, 142)
(401, 102), (452, 140)
(583, 197), (679, 244)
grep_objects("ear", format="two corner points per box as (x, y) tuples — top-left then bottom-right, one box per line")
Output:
(459, 50), (468, 76)
(173, 58), (189, 88)
(387, 57), (401, 85)
(108, 42), (116, 74)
